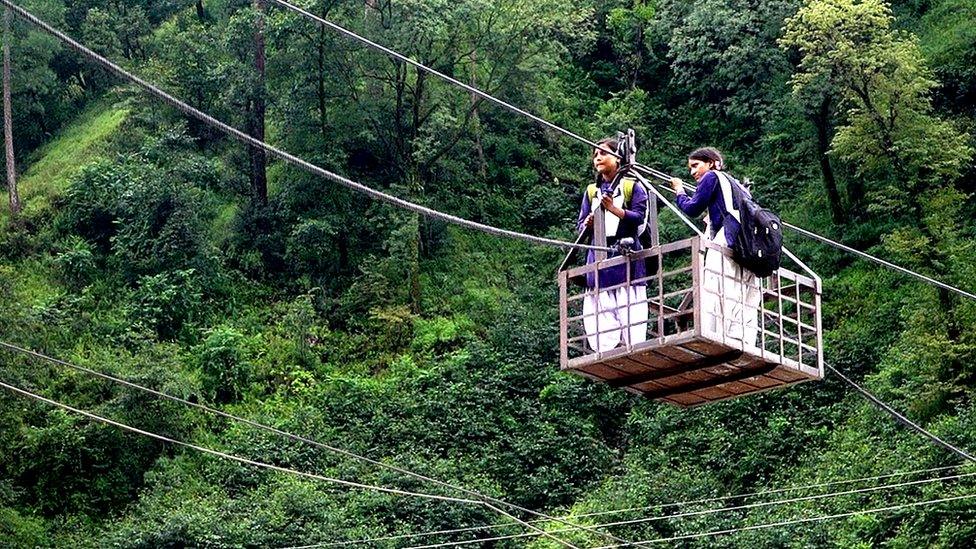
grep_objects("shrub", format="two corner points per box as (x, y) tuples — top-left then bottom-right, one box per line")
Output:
(197, 325), (252, 404)
(131, 269), (203, 340)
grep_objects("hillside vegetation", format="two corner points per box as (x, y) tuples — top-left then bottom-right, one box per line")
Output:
(2, 0), (976, 547)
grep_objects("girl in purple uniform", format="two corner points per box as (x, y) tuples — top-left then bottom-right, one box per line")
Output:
(576, 137), (649, 352)
(670, 147), (760, 348)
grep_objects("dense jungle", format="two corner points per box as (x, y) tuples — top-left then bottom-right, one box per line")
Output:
(2, 0), (976, 546)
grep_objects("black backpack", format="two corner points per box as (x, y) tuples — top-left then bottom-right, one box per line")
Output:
(715, 172), (783, 278)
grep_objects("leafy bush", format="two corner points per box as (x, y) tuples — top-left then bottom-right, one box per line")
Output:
(53, 236), (97, 291)
(197, 325), (252, 404)
(132, 269), (203, 340)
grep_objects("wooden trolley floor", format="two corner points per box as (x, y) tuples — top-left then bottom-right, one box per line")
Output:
(564, 333), (821, 408)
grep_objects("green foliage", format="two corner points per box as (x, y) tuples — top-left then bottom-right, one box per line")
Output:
(4, 0), (976, 545)
(197, 325), (252, 404)
(132, 268), (203, 340)
(781, 0), (973, 204)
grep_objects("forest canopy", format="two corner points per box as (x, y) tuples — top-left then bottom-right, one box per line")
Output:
(1, 0), (976, 547)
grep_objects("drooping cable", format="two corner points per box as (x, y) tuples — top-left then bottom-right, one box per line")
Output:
(266, 0), (976, 303)
(389, 470), (976, 547)
(0, 379), (477, 504)
(0, 377), (584, 548)
(0, 340), (634, 547)
(0, 0), (605, 254)
(287, 465), (966, 547)
(588, 492), (976, 547)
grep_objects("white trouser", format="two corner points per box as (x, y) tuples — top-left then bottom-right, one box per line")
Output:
(583, 285), (649, 353)
(701, 228), (761, 348)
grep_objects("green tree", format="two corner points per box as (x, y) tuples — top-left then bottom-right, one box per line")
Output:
(780, 0), (972, 214)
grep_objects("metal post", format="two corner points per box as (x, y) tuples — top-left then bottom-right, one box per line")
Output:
(593, 200), (607, 262)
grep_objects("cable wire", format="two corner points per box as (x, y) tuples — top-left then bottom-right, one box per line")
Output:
(589, 492), (976, 547)
(0, 377), (588, 549)
(288, 464), (965, 547)
(0, 0), (604, 254)
(0, 379), (478, 504)
(0, 341), (613, 548)
(392, 470), (976, 548)
(827, 362), (976, 464)
(267, 0), (976, 304)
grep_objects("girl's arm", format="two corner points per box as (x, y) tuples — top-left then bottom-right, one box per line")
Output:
(675, 171), (718, 217)
(576, 191), (592, 233)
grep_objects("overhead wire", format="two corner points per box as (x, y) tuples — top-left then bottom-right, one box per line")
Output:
(0, 379), (477, 504)
(266, 0), (976, 303)
(0, 0), (605, 254)
(389, 469), (976, 547)
(0, 341), (619, 548)
(287, 464), (966, 547)
(0, 377), (585, 549)
(589, 492), (976, 547)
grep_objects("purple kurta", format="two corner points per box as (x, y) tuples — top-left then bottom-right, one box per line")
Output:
(576, 177), (648, 289)
(674, 170), (742, 244)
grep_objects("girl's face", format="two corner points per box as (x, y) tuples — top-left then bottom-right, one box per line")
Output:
(593, 146), (619, 177)
(687, 158), (714, 181)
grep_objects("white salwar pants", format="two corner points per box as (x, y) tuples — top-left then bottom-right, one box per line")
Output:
(584, 285), (649, 352)
(701, 227), (761, 348)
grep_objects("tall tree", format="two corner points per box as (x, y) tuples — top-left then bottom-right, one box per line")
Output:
(781, 0), (972, 214)
(248, 0), (268, 206)
(3, 6), (18, 216)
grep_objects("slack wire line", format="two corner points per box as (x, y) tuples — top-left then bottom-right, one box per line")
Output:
(0, 0), (606, 255)
(0, 5), (626, 546)
(0, 373), (579, 549)
(291, 464), (966, 548)
(636, 167), (976, 301)
(827, 362), (976, 464)
(0, 379), (479, 504)
(389, 470), (976, 548)
(589, 492), (976, 547)
(268, 0), (976, 304)
(0, 341), (603, 549)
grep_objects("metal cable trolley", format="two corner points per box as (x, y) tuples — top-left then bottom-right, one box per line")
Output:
(559, 132), (823, 407)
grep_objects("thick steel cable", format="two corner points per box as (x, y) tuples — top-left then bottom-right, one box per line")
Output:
(266, 0), (976, 303)
(266, 0), (609, 153)
(0, 0), (605, 254)
(0, 2), (616, 535)
(289, 464), (964, 548)
(827, 362), (976, 464)
(0, 379), (481, 504)
(590, 492), (976, 547)
(0, 341), (601, 548)
(394, 470), (976, 548)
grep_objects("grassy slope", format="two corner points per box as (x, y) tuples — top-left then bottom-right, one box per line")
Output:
(1, 102), (127, 226)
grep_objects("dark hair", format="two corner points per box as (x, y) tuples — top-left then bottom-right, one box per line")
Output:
(688, 147), (725, 170)
(593, 137), (620, 157)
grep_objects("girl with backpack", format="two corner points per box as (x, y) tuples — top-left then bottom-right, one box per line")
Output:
(670, 147), (761, 348)
(576, 137), (650, 352)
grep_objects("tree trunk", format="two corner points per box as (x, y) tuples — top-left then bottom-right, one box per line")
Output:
(248, 0), (268, 206)
(469, 51), (487, 179)
(196, 0), (206, 21)
(813, 97), (843, 224)
(3, 7), (19, 216)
